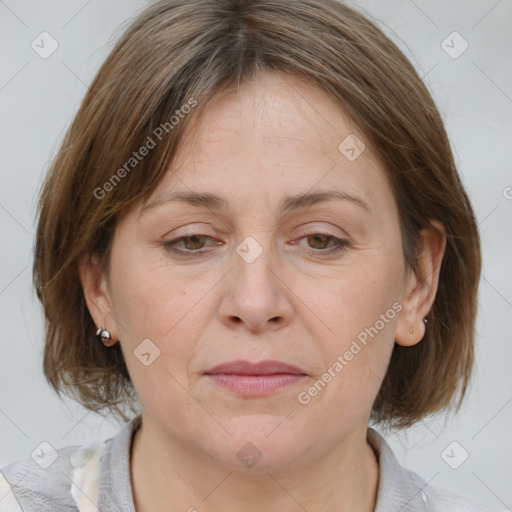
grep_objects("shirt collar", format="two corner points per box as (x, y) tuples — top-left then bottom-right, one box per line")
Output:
(97, 414), (141, 511)
(97, 417), (430, 512)
(367, 427), (430, 512)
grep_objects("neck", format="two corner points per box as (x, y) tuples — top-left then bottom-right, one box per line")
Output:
(130, 419), (380, 512)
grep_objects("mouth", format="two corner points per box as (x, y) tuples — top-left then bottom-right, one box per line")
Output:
(204, 359), (308, 397)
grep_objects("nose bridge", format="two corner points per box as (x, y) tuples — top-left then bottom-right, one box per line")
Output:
(233, 233), (278, 302)
(220, 232), (293, 331)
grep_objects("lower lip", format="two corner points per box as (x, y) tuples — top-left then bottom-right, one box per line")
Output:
(206, 373), (307, 396)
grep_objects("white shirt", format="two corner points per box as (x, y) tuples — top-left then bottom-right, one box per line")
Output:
(0, 415), (509, 511)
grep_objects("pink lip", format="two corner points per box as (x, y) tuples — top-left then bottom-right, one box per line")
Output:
(207, 374), (306, 396)
(204, 359), (307, 397)
(205, 359), (306, 376)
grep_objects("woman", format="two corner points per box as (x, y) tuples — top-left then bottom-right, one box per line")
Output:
(0, 0), (506, 511)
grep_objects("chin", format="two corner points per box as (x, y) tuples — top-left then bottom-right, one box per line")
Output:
(204, 416), (312, 471)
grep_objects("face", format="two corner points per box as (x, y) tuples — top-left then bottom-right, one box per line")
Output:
(81, 71), (434, 471)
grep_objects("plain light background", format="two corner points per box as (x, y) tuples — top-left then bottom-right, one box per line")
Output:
(0, 0), (511, 509)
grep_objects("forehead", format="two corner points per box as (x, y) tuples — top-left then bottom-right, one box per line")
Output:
(181, 72), (364, 164)
(139, 72), (391, 218)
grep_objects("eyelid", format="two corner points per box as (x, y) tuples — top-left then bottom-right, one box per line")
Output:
(293, 224), (349, 241)
(166, 224), (346, 243)
(163, 231), (350, 257)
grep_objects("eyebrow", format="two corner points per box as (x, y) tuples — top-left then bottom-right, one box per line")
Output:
(140, 189), (371, 216)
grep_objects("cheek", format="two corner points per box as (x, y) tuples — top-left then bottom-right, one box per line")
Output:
(110, 263), (209, 410)
(293, 247), (402, 404)
(301, 249), (403, 340)
(109, 244), (186, 335)
(109, 250), (215, 376)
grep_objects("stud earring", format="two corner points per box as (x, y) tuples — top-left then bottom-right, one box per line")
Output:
(408, 326), (414, 334)
(96, 327), (116, 347)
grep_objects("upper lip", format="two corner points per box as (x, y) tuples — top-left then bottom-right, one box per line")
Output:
(205, 359), (306, 375)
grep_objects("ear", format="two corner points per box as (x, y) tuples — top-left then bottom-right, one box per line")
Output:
(77, 253), (118, 341)
(395, 219), (446, 347)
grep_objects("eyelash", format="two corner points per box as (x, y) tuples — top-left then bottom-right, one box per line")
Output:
(163, 233), (350, 256)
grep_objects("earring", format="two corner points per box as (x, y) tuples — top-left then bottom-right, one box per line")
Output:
(96, 327), (116, 347)
(408, 326), (414, 334)
(423, 318), (428, 323)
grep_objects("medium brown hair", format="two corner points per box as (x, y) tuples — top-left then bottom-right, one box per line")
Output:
(33, 0), (481, 429)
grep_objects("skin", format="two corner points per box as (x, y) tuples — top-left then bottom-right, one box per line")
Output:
(79, 70), (445, 512)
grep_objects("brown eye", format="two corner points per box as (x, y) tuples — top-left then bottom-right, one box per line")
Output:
(163, 233), (349, 257)
(180, 235), (208, 250)
(296, 233), (350, 256)
(164, 235), (215, 254)
(306, 234), (332, 249)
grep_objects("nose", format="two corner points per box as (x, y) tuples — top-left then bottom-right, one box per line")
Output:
(218, 237), (294, 333)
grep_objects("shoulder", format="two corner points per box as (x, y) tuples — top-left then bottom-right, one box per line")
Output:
(404, 463), (509, 512)
(367, 428), (510, 512)
(0, 439), (108, 512)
